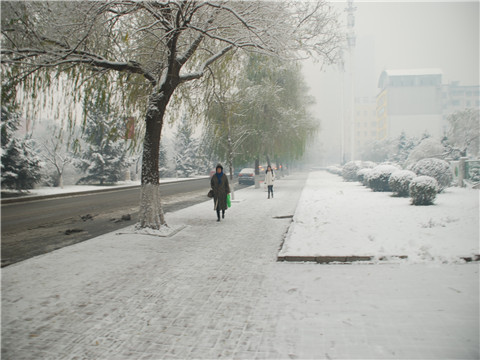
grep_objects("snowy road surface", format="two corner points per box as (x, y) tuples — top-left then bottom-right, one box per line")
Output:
(2, 172), (478, 359)
(2, 178), (248, 267)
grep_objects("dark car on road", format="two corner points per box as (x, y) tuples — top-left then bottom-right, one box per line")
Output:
(238, 168), (255, 185)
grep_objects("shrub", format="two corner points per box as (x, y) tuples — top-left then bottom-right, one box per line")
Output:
(356, 168), (370, 184)
(361, 161), (376, 169)
(389, 170), (416, 197)
(410, 158), (452, 192)
(327, 165), (343, 176)
(342, 161), (360, 182)
(365, 164), (399, 192)
(410, 176), (438, 205)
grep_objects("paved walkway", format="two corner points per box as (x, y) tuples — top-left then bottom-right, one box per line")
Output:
(2, 172), (478, 359)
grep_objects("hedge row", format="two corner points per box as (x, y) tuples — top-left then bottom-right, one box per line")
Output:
(334, 158), (452, 205)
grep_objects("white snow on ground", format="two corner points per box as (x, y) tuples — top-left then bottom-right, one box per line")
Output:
(279, 171), (479, 263)
(2, 172), (478, 359)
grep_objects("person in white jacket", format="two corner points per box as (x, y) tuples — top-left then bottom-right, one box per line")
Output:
(265, 165), (275, 199)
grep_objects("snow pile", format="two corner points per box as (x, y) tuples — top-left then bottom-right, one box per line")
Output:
(279, 171), (479, 263)
(409, 176), (439, 205)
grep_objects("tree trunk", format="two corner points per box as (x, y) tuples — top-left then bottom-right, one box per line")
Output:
(254, 158), (260, 189)
(137, 91), (172, 229)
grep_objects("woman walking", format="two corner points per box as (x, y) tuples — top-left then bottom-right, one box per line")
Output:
(265, 165), (275, 199)
(210, 164), (230, 221)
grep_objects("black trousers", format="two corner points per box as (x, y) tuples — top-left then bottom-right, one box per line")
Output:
(267, 185), (274, 198)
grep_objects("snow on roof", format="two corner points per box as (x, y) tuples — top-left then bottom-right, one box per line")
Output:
(382, 68), (443, 77)
(378, 68), (443, 88)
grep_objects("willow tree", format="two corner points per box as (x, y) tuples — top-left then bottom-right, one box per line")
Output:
(1, 1), (341, 229)
(234, 54), (319, 170)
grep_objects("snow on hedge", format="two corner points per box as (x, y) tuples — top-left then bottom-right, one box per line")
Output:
(365, 164), (400, 192)
(342, 161), (361, 182)
(326, 165), (342, 176)
(356, 168), (372, 185)
(410, 158), (452, 192)
(410, 176), (438, 205)
(389, 170), (416, 197)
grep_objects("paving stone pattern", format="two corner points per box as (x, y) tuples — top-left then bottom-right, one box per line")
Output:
(2, 173), (478, 359)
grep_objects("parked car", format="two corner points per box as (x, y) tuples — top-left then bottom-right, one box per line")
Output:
(238, 168), (255, 185)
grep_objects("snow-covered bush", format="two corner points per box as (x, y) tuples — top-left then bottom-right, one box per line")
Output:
(357, 168), (372, 185)
(389, 170), (416, 197)
(361, 161), (376, 169)
(342, 161), (360, 182)
(410, 158), (452, 192)
(365, 164), (399, 192)
(409, 176), (438, 205)
(405, 138), (445, 167)
(327, 165), (342, 176)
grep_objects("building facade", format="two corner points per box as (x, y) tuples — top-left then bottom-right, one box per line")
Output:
(442, 81), (480, 118)
(352, 97), (377, 157)
(376, 69), (444, 139)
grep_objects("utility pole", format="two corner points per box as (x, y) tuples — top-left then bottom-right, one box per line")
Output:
(346, 0), (357, 161)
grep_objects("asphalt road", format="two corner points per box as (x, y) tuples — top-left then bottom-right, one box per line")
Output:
(1, 178), (246, 267)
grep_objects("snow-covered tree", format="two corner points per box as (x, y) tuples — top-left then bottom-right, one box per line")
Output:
(392, 131), (419, 164)
(173, 114), (198, 178)
(74, 101), (131, 185)
(38, 126), (73, 188)
(1, 83), (42, 190)
(405, 138), (447, 167)
(361, 139), (392, 163)
(2, 1), (342, 229)
(447, 109), (480, 158)
(158, 141), (171, 178)
(362, 133), (419, 165)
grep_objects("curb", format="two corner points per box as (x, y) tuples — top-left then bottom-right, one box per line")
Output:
(277, 254), (480, 264)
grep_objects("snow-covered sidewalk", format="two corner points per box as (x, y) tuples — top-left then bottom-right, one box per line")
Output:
(280, 171), (479, 263)
(2, 172), (478, 359)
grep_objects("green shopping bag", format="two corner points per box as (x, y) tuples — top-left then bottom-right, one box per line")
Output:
(227, 193), (231, 208)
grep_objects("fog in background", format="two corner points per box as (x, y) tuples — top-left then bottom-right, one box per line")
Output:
(303, 1), (479, 165)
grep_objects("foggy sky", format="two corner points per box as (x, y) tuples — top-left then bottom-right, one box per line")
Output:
(303, 1), (479, 164)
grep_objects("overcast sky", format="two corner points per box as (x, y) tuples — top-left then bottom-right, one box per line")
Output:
(303, 0), (479, 163)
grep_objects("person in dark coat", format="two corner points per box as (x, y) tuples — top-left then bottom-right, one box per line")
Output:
(210, 164), (230, 221)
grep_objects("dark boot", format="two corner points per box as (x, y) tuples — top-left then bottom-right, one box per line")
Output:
(217, 209), (221, 221)
(222, 210), (225, 219)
